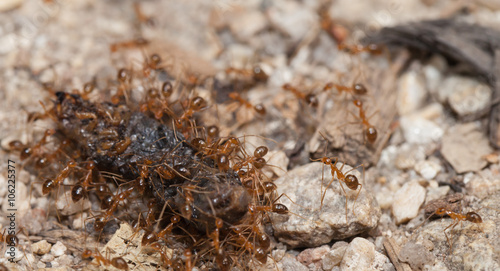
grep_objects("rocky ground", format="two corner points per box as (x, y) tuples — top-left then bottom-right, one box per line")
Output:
(0, 0), (499, 270)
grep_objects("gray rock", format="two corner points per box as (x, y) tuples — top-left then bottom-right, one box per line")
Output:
(400, 115), (444, 145)
(340, 237), (390, 271)
(296, 245), (329, 266)
(397, 70), (427, 116)
(270, 162), (380, 248)
(392, 181), (426, 225)
(441, 123), (492, 174)
(279, 254), (309, 271)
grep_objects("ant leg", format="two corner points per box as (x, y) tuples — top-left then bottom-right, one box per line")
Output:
(443, 220), (458, 252)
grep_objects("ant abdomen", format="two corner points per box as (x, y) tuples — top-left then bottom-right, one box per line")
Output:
(466, 212), (482, 223)
(272, 203), (289, 214)
(345, 175), (359, 190)
(366, 126), (377, 144)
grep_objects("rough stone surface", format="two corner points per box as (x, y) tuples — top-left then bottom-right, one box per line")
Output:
(50, 241), (67, 257)
(270, 162), (381, 248)
(440, 75), (491, 117)
(340, 237), (390, 271)
(441, 123), (492, 174)
(392, 181), (426, 225)
(398, 241), (435, 271)
(296, 245), (330, 266)
(321, 241), (348, 270)
(397, 70), (427, 115)
(414, 192), (500, 271)
(400, 115), (444, 145)
(414, 159), (441, 180)
(32, 240), (52, 255)
(464, 166), (500, 199)
(55, 190), (91, 216)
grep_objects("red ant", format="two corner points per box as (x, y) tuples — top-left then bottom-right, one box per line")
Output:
(225, 66), (269, 82)
(323, 82), (368, 96)
(82, 249), (129, 270)
(351, 99), (377, 144)
(434, 207), (483, 252)
(337, 43), (383, 55)
(311, 157), (362, 222)
(228, 92), (266, 116)
(282, 83), (318, 107)
(42, 160), (78, 195)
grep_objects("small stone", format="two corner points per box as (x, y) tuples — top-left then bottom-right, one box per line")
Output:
(50, 241), (67, 257)
(340, 237), (389, 271)
(398, 241), (435, 270)
(465, 167), (500, 199)
(267, 2), (318, 42)
(296, 245), (329, 266)
(321, 241), (348, 270)
(279, 254), (308, 271)
(228, 11), (267, 41)
(397, 71), (427, 115)
(270, 162), (381, 247)
(32, 240), (52, 255)
(4, 247), (24, 262)
(55, 254), (73, 267)
(441, 123), (492, 174)
(0, 0), (23, 12)
(395, 144), (426, 170)
(40, 253), (55, 263)
(415, 159), (441, 180)
(392, 181), (426, 225)
(55, 190), (91, 216)
(400, 115), (444, 145)
(440, 75), (491, 117)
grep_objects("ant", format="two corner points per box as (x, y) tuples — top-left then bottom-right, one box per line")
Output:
(323, 82), (368, 96)
(311, 157), (362, 222)
(225, 66), (269, 82)
(282, 83), (318, 107)
(42, 160), (78, 195)
(228, 92), (266, 116)
(175, 96), (207, 130)
(82, 249), (129, 270)
(351, 99), (377, 144)
(434, 207), (483, 252)
(337, 43), (383, 55)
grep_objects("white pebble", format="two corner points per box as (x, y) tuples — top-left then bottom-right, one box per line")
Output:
(392, 181), (426, 225)
(414, 160), (441, 180)
(397, 71), (427, 115)
(51, 241), (67, 257)
(340, 238), (388, 271)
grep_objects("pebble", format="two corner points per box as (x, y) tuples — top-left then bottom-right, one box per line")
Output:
(392, 181), (426, 225)
(464, 166), (500, 199)
(394, 143), (426, 170)
(340, 237), (390, 271)
(296, 245), (329, 266)
(423, 55), (447, 94)
(279, 254), (309, 271)
(50, 241), (67, 257)
(321, 241), (348, 270)
(440, 75), (491, 117)
(55, 190), (91, 216)
(270, 162), (381, 248)
(399, 115), (444, 145)
(32, 240), (52, 255)
(40, 253), (55, 263)
(414, 159), (441, 180)
(441, 123), (492, 174)
(4, 247), (24, 262)
(228, 10), (267, 42)
(0, 0), (23, 12)
(398, 241), (435, 270)
(267, 1), (318, 42)
(397, 70), (427, 115)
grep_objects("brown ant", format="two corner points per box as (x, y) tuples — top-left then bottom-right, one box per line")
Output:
(42, 160), (77, 195)
(282, 83), (318, 107)
(351, 99), (377, 144)
(337, 43), (383, 55)
(434, 207), (483, 252)
(82, 249), (129, 270)
(225, 66), (269, 82)
(311, 157), (362, 222)
(228, 92), (266, 116)
(323, 82), (368, 96)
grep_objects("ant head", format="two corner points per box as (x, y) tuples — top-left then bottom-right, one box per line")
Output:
(466, 212), (482, 223)
(345, 175), (359, 190)
(321, 157), (332, 165)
